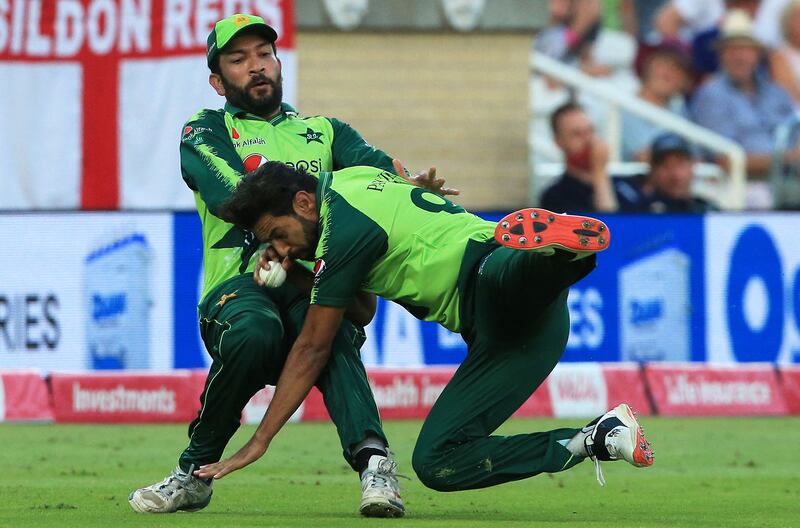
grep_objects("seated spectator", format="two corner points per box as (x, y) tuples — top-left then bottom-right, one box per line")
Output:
(654, 0), (760, 79)
(616, 133), (718, 212)
(540, 102), (618, 213)
(622, 46), (693, 161)
(691, 10), (796, 187)
(769, 0), (800, 105)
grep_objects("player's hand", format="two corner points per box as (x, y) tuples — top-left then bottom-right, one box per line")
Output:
(393, 159), (460, 197)
(194, 436), (268, 480)
(254, 248), (291, 286)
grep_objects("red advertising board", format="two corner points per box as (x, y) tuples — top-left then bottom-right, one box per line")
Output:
(778, 366), (800, 415)
(0, 370), (53, 421)
(645, 364), (787, 416)
(50, 372), (199, 422)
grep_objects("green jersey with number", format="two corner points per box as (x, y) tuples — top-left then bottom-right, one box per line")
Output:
(180, 102), (395, 301)
(311, 167), (497, 333)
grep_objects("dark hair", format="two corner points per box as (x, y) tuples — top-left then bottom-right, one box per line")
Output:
(641, 47), (692, 80)
(550, 101), (584, 136)
(217, 161), (318, 229)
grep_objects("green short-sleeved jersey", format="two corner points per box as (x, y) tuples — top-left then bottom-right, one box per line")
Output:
(179, 102), (395, 301)
(310, 167), (496, 333)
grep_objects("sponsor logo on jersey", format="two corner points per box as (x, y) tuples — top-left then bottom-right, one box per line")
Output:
(285, 159), (324, 173)
(243, 153), (268, 173)
(232, 127), (240, 140)
(313, 259), (326, 277)
(182, 126), (212, 142)
(233, 138), (267, 148)
(299, 128), (324, 144)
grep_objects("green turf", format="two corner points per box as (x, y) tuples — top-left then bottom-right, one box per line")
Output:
(0, 417), (798, 527)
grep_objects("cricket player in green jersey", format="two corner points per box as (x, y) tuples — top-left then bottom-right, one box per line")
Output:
(129, 13), (455, 517)
(196, 161), (654, 494)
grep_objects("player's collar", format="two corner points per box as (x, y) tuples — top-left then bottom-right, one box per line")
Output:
(316, 171), (333, 215)
(223, 102), (293, 125)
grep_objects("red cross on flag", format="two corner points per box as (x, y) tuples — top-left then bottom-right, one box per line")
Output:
(0, 0), (296, 210)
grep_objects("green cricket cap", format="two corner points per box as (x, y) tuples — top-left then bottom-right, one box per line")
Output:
(207, 13), (278, 68)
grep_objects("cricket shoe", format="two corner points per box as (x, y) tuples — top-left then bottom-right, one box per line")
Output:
(494, 208), (610, 260)
(359, 455), (405, 518)
(570, 403), (654, 486)
(128, 465), (212, 513)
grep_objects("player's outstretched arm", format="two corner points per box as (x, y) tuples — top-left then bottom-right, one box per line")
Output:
(194, 305), (346, 480)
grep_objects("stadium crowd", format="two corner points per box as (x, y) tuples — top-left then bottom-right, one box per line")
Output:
(535, 0), (800, 212)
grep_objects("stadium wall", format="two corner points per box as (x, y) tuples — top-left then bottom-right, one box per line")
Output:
(296, 31), (532, 211)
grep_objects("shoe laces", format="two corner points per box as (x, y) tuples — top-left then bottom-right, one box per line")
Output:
(363, 457), (409, 492)
(154, 465), (196, 499)
(365, 458), (398, 490)
(584, 433), (606, 487)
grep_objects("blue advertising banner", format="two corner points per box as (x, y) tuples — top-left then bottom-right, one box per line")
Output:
(172, 213), (206, 369)
(171, 211), (800, 367)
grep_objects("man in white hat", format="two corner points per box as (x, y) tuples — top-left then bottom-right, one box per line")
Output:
(691, 9), (797, 206)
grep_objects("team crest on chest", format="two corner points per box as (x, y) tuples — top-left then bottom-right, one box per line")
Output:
(299, 128), (324, 144)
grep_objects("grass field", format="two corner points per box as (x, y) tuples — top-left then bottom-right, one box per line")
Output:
(1, 417), (798, 527)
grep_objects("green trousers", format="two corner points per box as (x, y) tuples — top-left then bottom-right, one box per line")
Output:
(179, 273), (385, 472)
(412, 248), (596, 491)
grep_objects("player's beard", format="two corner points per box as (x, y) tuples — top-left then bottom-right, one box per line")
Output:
(221, 71), (283, 117)
(289, 214), (319, 261)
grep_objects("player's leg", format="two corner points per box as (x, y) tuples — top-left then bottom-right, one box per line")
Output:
(129, 274), (286, 513)
(280, 293), (404, 518)
(493, 210), (654, 482)
(412, 240), (652, 491)
(412, 286), (581, 492)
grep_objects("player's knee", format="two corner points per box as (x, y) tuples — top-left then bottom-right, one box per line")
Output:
(412, 443), (456, 492)
(226, 312), (284, 366)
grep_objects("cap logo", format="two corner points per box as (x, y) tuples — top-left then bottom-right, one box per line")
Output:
(233, 14), (249, 27)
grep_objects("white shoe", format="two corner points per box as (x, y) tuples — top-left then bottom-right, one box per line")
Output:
(573, 403), (654, 486)
(128, 465), (213, 513)
(359, 455), (405, 518)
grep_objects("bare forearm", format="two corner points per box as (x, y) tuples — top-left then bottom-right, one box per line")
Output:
(592, 171), (619, 212)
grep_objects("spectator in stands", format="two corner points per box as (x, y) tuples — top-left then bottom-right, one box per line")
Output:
(691, 10), (796, 187)
(769, 0), (800, 105)
(540, 102), (618, 213)
(622, 46), (693, 161)
(616, 133), (717, 212)
(654, 0), (759, 79)
(621, 0), (670, 43)
(535, 0), (612, 77)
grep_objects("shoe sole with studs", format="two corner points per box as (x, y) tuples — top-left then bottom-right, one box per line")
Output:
(494, 208), (610, 259)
